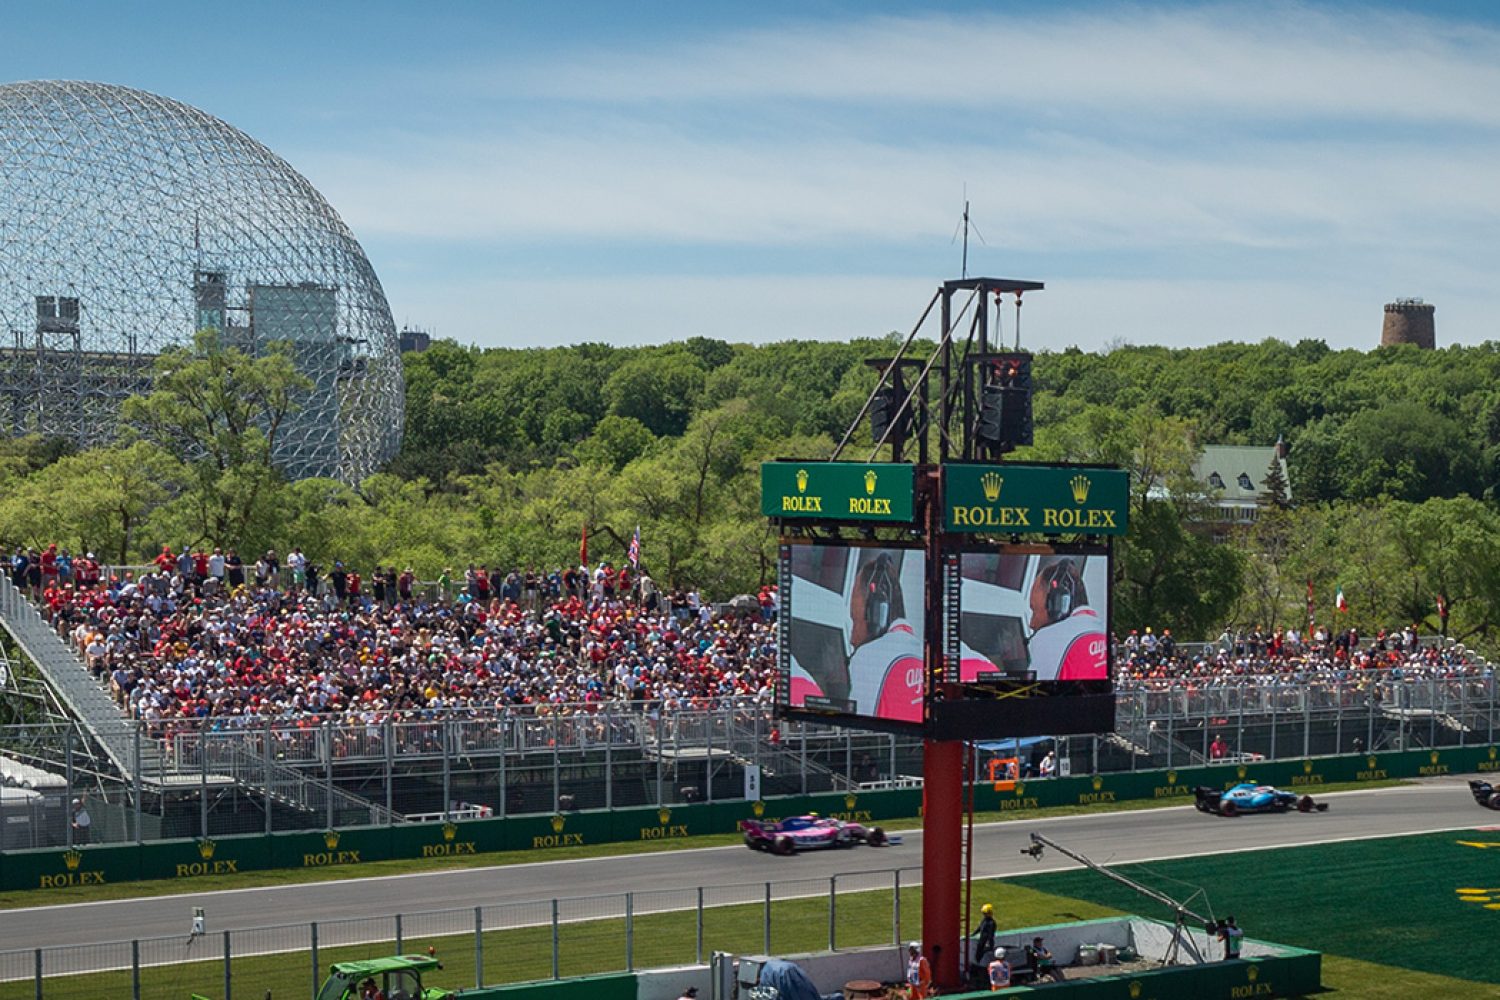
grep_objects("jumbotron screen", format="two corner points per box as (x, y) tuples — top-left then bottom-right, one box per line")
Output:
(778, 543), (927, 731)
(930, 545), (1115, 738)
(953, 549), (1110, 684)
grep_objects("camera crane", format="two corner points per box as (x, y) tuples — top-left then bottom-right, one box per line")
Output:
(1021, 832), (1216, 966)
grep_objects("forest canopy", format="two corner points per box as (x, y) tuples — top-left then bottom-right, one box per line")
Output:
(4, 333), (1499, 645)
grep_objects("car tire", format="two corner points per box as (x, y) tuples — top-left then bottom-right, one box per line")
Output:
(774, 835), (794, 856)
(1488, 792), (1500, 811)
(745, 833), (760, 850)
(1298, 796), (1315, 813)
(1219, 800), (1238, 817)
(867, 827), (887, 846)
(1195, 799), (1212, 813)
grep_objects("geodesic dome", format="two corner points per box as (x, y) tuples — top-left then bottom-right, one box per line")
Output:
(0, 80), (403, 481)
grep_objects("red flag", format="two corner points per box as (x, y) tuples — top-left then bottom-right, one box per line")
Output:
(580, 523), (589, 568)
(1306, 578), (1315, 624)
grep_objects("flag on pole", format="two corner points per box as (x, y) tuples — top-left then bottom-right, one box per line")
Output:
(1335, 587), (1348, 613)
(628, 525), (641, 568)
(1306, 578), (1315, 624)
(580, 523), (589, 569)
(1436, 593), (1447, 619)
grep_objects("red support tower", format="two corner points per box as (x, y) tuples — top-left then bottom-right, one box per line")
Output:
(921, 738), (965, 989)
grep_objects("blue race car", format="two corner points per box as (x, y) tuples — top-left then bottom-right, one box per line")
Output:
(1194, 782), (1328, 817)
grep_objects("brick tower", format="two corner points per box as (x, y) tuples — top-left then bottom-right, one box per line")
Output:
(1381, 299), (1435, 349)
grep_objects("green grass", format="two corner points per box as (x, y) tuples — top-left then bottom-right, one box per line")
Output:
(0, 778), (1414, 910)
(0, 881), (1120, 1000)
(1007, 827), (1500, 994)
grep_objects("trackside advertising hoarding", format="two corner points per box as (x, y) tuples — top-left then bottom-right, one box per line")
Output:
(944, 463), (1129, 536)
(761, 461), (915, 523)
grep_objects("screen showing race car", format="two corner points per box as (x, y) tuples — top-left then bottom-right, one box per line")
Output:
(778, 542), (927, 730)
(953, 547), (1111, 685)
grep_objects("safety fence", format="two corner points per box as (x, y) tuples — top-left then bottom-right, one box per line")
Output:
(0, 744), (1495, 894)
(0, 865), (925, 999)
(4, 669), (1495, 853)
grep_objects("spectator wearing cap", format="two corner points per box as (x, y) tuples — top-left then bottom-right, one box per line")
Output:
(70, 796), (91, 845)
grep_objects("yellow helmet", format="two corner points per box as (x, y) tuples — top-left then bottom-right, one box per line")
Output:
(981, 903), (994, 915)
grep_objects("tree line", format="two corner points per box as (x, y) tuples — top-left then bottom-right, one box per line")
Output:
(3, 331), (1498, 646)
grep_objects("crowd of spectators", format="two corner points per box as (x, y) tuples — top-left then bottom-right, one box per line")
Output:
(1115, 622), (1493, 686)
(11, 540), (1493, 739)
(23, 544), (780, 735)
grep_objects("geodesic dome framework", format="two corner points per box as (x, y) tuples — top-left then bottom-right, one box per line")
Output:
(0, 80), (403, 481)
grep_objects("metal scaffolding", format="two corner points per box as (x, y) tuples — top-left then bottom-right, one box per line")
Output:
(0, 80), (403, 482)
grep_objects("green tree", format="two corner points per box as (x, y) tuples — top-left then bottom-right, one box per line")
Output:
(0, 441), (182, 562)
(120, 329), (310, 544)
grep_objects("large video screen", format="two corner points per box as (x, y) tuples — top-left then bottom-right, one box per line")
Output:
(927, 545), (1114, 738)
(954, 549), (1110, 683)
(780, 543), (927, 729)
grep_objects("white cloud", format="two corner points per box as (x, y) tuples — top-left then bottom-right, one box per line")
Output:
(287, 4), (1500, 349)
(486, 5), (1500, 127)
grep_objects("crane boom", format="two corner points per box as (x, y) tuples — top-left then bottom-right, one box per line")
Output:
(1026, 832), (1213, 927)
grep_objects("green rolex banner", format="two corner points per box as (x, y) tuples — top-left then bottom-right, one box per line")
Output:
(944, 463), (1129, 535)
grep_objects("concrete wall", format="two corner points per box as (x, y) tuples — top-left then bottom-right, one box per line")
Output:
(739, 946), (905, 994)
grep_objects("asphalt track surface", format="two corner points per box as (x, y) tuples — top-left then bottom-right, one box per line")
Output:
(3, 778), (1493, 969)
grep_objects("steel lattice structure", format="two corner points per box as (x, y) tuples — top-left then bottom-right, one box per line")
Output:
(0, 80), (402, 481)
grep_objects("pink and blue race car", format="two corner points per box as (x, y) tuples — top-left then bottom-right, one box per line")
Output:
(1194, 782), (1329, 817)
(740, 814), (894, 854)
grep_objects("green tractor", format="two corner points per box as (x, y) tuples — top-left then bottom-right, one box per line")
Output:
(193, 952), (454, 1000)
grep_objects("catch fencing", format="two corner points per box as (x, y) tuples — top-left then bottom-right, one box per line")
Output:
(2, 670), (1496, 849)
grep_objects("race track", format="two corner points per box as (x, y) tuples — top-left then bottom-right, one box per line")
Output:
(3, 778), (1491, 961)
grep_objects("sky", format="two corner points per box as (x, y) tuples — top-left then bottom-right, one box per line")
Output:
(5, 1), (1500, 352)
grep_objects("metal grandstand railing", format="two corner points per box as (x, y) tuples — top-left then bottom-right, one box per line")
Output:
(0, 575), (140, 783)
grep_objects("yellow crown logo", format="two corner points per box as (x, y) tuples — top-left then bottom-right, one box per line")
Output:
(1431, 750), (1441, 764)
(795, 469), (809, 494)
(1070, 475), (1091, 504)
(1167, 771), (1177, 785)
(63, 848), (82, 871)
(1247, 966), (1259, 982)
(1367, 755), (1378, 769)
(197, 838), (216, 860)
(752, 800), (766, 817)
(1237, 764), (1248, 779)
(1014, 783), (1025, 797)
(442, 822), (457, 842)
(981, 471), (1004, 502)
(1491, 747), (1497, 761)
(844, 793), (857, 810)
(1303, 759), (1313, 773)
(323, 830), (340, 850)
(864, 470), (877, 496)
(1092, 775), (1103, 791)
(550, 814), (565, 833)
(1129, 981), (1143, 999)
(657, 807), (671, 825)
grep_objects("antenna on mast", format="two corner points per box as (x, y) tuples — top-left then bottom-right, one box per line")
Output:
(951, 194), (986, 279)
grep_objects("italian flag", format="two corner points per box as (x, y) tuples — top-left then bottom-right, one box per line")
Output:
(1335, 587), (1348, 613)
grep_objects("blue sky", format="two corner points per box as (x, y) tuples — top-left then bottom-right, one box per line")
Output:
(6, 1), (1500, 351)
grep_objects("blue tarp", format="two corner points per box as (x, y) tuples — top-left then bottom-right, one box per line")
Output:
(757, 959), (826, 1000)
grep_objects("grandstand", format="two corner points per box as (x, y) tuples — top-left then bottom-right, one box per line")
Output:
(0, 565), (1494, 848)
